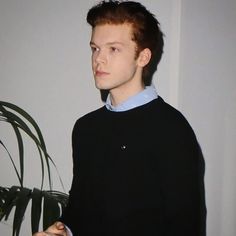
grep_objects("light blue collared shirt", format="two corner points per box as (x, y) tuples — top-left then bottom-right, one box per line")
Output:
(105, 85), (158, 112)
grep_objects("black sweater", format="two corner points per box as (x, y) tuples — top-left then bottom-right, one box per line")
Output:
(61, 97), (206, 236)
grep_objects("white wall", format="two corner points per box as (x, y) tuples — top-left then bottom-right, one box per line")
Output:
(0, 1), (235, 235)
(179, 1), (236, 235)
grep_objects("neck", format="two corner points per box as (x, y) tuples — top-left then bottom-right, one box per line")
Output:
(109, 83), (145, 107)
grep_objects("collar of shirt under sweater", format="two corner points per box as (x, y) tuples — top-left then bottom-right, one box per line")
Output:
(105, 84), (158, 112)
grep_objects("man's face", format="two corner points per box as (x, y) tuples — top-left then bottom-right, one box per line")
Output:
(90, 23), (143, 95)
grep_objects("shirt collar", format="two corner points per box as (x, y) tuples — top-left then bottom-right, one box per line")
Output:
(105, 85), (158, 112)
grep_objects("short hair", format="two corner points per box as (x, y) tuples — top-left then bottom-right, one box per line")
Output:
(87, 0), (164, 85)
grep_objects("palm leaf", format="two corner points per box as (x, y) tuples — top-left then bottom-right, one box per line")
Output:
(0, 141), (22, 186)
(12, 187), (31, 236)
(0, 186), (19, 221)
(0, 101), (69, 235)
(43, 191), (61, 230)
(0, 103), (50, 189)
(11, 126), (24, 187)
(0, 186), (68, 236)
(31, 188), (43, 234)
(0, 101), (66, 191)
(0, 102), (46, 149)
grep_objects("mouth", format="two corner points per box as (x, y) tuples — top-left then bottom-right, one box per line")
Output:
(95, 70), (110, 77)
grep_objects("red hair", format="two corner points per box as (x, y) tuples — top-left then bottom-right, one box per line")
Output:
(87, 1), (164, 85)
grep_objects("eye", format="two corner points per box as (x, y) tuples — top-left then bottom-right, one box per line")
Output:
(110, 47), (119, 53)
(91, 46), (99, 53)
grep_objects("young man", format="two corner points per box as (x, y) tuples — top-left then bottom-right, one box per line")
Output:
(34, 1), (206, 236)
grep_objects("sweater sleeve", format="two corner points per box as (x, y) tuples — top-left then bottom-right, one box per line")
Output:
(60, 119), (81, 236)
(159, 119), (206, 236)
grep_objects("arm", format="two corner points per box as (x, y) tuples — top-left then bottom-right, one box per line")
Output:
(59, 120), (81, 236)
(160, 122), (206, 236)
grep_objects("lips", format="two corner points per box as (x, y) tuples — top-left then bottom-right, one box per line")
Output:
(95, 70), (110, 77)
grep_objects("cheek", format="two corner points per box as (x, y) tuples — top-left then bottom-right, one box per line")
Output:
(115, 53), (135, 66)
(120, 57), (137, 73)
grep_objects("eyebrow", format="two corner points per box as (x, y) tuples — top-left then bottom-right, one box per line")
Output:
(90, 41), (125, 47)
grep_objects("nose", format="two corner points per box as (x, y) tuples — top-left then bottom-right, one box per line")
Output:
(94, 50), (107, 64)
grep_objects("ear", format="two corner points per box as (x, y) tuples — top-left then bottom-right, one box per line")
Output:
(137, 48), (152, 67)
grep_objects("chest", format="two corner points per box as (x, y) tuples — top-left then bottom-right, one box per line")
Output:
(78, 116), (163, 196)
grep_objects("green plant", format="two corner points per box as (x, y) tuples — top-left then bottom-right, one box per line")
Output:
(0, 101), (68, 236)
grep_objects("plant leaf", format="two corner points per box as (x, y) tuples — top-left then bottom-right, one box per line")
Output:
(11, 126), (24, 187)
(0, 101), (69, 235)
(42, 191), (61, 230)
(12, 187), (31, 236)
(0, 141), (22, 186)
(0, 104), (46, 188)
(0, 186), (68, 235)
(31, 188), (43, 234)
(0, 104), (33, 138)
(0, 101), (47, 149)
(0, 186), (19, 221)
(0, 101), (67, 191)
(0, 187), (11, 220)
(0, 102), (52, 189)
(45, 190), (68, 214)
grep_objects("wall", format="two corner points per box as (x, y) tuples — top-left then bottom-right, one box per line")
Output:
(179, 1), (236, 235)
(0, 0), (235, 235)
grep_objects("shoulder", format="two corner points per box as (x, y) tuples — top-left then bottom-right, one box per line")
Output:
(72, 105), (107, 134)
(151, 97), (195, 133)
(153, 98), (204, 175)
(149, 97), (201, 158)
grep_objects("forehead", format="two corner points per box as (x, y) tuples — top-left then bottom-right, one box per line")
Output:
(91, 23), (134, 45)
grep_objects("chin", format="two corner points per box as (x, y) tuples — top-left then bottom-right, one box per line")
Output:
(95, 82), (111, 91)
